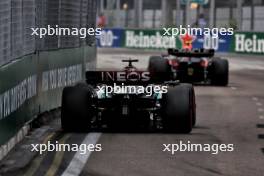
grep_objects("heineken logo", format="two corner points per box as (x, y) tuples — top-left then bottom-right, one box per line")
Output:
(235, 34), (264, 53)
(125, 31), (176, 49)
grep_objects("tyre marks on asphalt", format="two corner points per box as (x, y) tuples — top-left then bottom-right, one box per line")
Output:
(256, 124), (264, 128)
(21, 132), (101, 176)
(258, 134), (264, 139)
(23, 132), (56, 176)
(44, 134), (71, 176)
(23, 132), (72, 176)
(61, 133), (101, 176)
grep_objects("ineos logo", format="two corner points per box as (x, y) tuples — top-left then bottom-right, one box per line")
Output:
(102, 71), (150, 82)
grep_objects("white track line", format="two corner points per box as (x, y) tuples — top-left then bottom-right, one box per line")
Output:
(258, 108), (264, 112)
(256, 102), (263, 106)
(231, 87), (237, 90)
(61, 133), (102, 176)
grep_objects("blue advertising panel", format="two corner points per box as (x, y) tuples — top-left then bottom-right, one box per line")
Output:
(96, 28), (124, 48)
(97, 28), (233, 53)
(192, 34), (232, 52)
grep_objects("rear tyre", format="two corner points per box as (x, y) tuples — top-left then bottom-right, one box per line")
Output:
(211, 58), (229, 86)
(61, 84), (96, 132)
(148, 56), (171, 82)
(162, 84), (195, 133)
(190, 85), (196, 127)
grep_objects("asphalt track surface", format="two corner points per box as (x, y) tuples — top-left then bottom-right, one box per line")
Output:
(1, 48), (264, 176)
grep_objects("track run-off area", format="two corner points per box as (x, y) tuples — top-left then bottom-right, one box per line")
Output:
(1, 48), (264, 176)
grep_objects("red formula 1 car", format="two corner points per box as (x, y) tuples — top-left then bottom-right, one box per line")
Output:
(148, 49), (229, 86)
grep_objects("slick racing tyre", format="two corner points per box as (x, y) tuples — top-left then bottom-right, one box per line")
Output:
(190, 85), (196, 127)
(211, 58), (229, 86)
(162, 83), (195, 133)
(61, 83), (96, 132)
(148, 56), (171, 82)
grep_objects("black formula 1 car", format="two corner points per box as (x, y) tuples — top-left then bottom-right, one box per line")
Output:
(148, 49), (229, 86)
(61, 59), (196, 133)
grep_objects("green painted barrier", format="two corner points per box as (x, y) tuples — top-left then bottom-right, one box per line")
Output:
(0, 46), (96, 146)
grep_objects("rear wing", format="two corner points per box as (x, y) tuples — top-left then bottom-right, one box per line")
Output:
(168, 48), (215, 57)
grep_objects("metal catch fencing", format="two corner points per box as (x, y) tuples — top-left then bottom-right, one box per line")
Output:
(0, 0), (97, 67)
